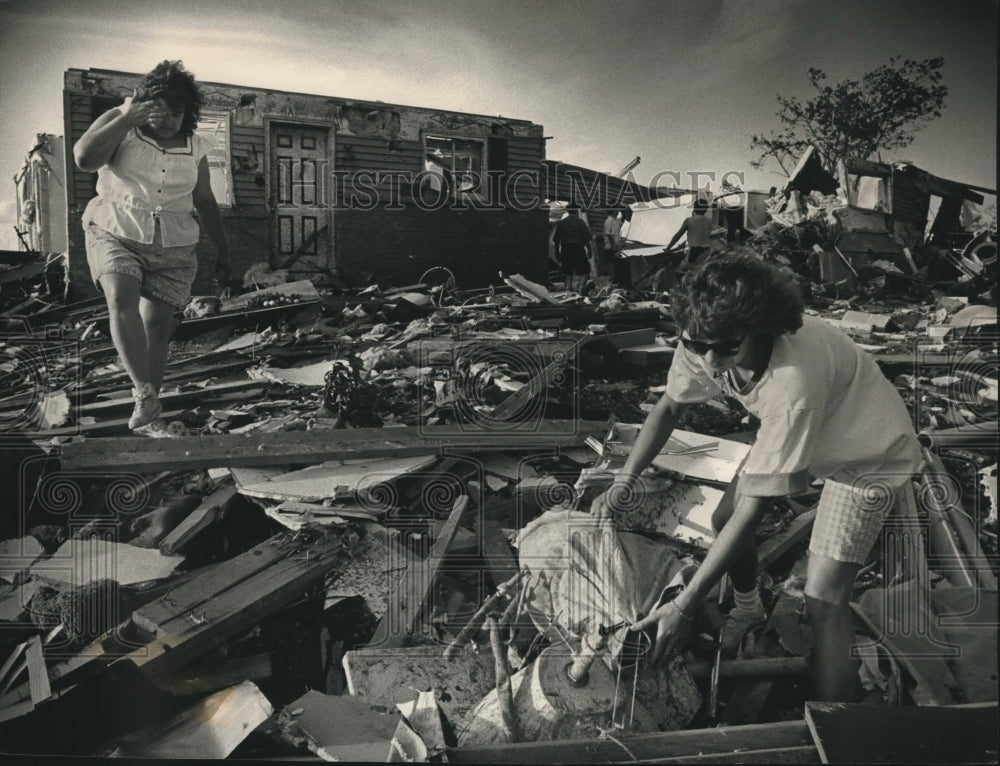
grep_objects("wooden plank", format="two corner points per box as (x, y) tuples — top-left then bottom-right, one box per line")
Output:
(59, 420), (606, 473)
(445, 719), (813, 763)
(758, 508), (817, 569)
(644, 746), (819, 764)
(128, 533), (345, 684)
(110, 681), (272, 759)
(159, 483), (237, 556)
(133, 532), (301, 634)
(369, 495), (470, 649)
(476, 520), (519, 587)
(283, 690), (398, 762)
(804, 701), (999, 765)
(24, 636), (50, 705)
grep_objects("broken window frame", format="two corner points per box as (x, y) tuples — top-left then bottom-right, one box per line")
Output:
(423, 133), (487, 198)
(195, 110), (235, 208)
(840, 159), (892, 214)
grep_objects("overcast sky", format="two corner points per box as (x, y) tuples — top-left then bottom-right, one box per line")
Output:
(0, 0), (996, 249)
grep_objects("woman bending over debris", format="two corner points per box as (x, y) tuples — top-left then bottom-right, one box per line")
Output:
(74, 60), (229, 435)
(593, 252), (921, 701)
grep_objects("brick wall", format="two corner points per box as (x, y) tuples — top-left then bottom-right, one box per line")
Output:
(334, 206), (548, 288)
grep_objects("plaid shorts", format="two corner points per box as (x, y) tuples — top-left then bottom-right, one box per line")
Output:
(809, 478), (898, 564)
(85, 222), (197, 308)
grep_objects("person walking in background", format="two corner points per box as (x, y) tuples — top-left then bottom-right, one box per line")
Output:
(74, 60), (229, 436)
(553, 204), (593, 292)
(667, 197), (714, 270)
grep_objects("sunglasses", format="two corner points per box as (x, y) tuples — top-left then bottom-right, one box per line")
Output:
(679, 336), (745, 357)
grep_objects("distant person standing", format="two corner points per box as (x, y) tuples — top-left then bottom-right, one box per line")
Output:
(667, 199), (714, 270)
(602, 209), (622, 263)
(553, 205), (592, 292)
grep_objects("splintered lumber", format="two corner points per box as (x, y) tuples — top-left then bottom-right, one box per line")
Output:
(158, 483), (237, 555)
(369, 495), (470, 649)
(446, 718), (816, 763)
(491, 355), (573, 421)
(0, 532), (344, 715)
(58, 420), (607, 473)
(109, 681), (272, 759)
(804, 701), (998, 765)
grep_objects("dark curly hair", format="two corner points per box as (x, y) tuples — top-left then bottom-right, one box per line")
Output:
(135, 60), (202, 136)
(671, 250), (805, 339)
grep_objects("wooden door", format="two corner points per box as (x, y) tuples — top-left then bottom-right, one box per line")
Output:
(270, 123), (331, 271)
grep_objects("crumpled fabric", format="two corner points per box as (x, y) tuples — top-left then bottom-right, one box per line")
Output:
(517, 509), (696, 662)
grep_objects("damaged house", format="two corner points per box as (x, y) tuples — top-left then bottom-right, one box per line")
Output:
(61, 67), (549, 296)
(775, 145), (997, 285)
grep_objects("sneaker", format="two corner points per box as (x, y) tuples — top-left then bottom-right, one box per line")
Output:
(720, 600), (767, 657)
(129, 382), (162, 430)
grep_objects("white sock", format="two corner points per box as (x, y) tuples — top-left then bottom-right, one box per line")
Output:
(733, 587), (761, 612)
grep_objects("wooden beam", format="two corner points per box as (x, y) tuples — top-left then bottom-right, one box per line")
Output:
(369, 495), (470, 649)
(445, 719), (814, 763)
(159, 483), (237, 556)
(475, 520), (519, 588)
(805, 701), (998, 765)
(59, 420), (606, 473)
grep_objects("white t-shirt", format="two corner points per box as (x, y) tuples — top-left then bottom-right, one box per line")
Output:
(665, 315), (922, 496)
(83, 123), (209, 247)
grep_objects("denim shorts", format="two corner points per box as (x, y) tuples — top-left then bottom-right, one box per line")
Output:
(85, 222), (198, 308)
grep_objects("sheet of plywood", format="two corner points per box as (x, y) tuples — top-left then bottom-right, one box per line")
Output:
(111, 681), (272, 759)
(284, 690), (398, 762)
(616, 477), (725, 547)
(30, 538), (184, 588)
(233, 455), (438, 503)
(610, 424), (750, 484)
(325, 522), (419, 619)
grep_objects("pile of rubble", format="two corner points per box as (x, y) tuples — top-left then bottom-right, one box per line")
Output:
(0, 255), (996, 761)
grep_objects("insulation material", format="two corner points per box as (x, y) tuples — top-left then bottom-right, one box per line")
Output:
(517, 509), (696, 661)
